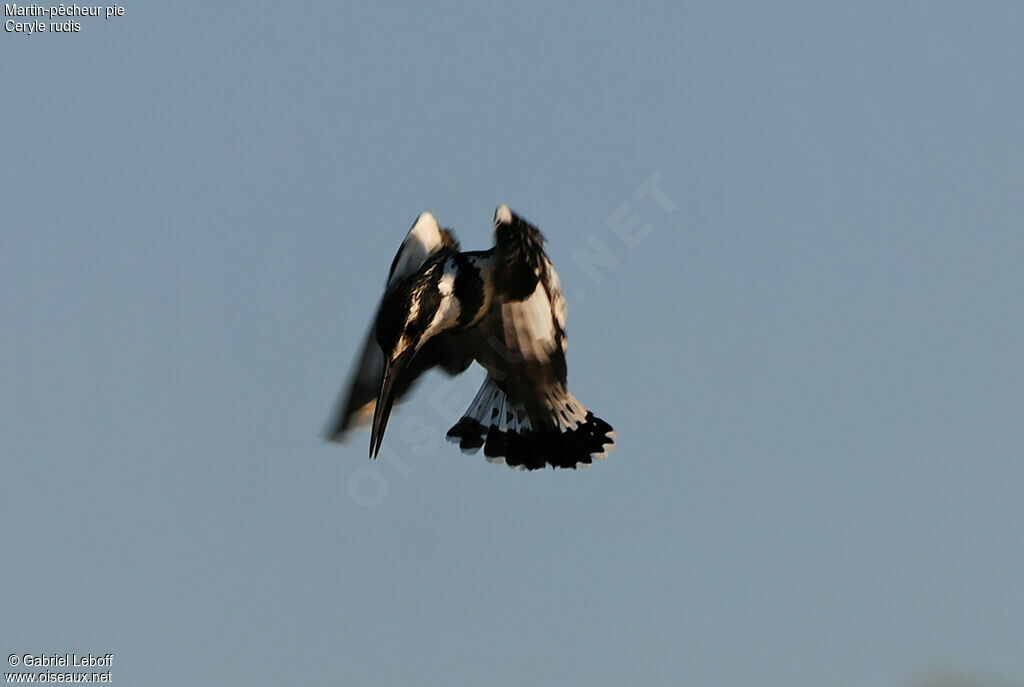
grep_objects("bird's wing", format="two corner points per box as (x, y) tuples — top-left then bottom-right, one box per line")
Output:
(446, 206), (615, 469)
(473, 206), (569, 404)
(325, 214), (468, 443)
(325, 320), (385, 442)
(446, 206), (614, 470)
(386, 214), (460, 285)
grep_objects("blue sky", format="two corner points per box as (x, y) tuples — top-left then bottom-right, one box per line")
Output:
(2, 3), (1023, 686)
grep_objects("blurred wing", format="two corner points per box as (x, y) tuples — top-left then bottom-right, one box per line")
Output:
(324, 214), (463, 443)
(386, 214), (460, 286)
(324, 322), (384, 442)
(325, 328), (471, 443)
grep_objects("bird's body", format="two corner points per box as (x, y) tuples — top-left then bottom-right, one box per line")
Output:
(326, 206), (615, 470)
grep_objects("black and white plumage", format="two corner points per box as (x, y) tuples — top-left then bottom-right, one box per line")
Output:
(325, 206), (615, 470)
(325, 212), (469, 441)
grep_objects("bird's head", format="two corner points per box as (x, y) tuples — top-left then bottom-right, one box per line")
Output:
(368, 267), (445, 457)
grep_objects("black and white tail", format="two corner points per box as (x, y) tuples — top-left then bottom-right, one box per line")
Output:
(446, 377), (616, 470)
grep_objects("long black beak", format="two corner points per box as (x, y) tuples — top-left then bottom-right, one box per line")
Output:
(369, 350), (412, 458)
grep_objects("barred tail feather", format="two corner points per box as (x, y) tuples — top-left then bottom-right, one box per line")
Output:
(446, 378), (502, 453)
(446, 377), (616, 470)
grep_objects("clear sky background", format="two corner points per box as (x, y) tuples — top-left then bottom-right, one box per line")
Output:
(2, 3), (1022, 686)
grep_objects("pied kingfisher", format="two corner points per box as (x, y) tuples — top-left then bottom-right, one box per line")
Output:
(325, 206), (616, 470)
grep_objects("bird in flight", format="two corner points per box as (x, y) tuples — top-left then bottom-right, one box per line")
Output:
(325, 206), (615, 470)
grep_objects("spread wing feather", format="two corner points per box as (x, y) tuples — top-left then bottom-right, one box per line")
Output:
(483, 206), (568, 394)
